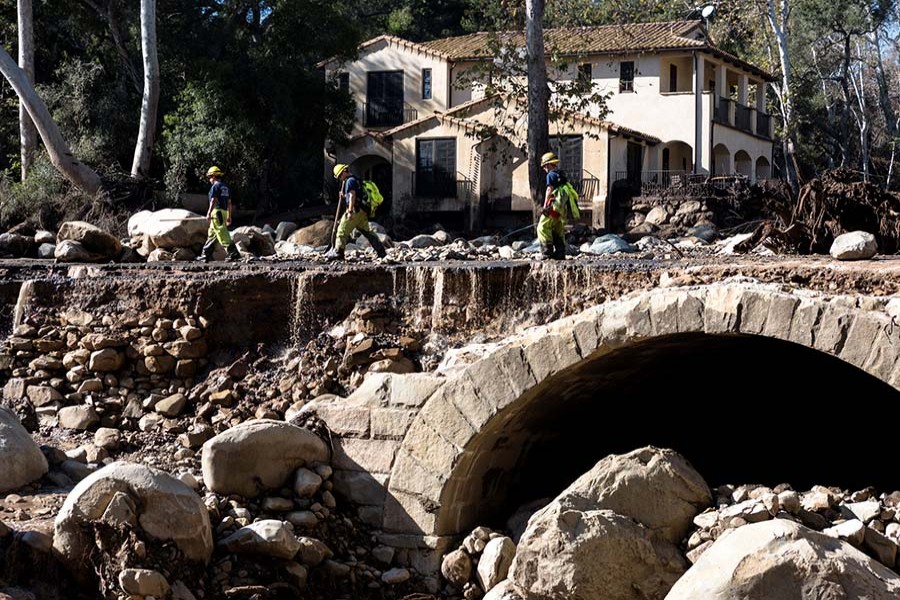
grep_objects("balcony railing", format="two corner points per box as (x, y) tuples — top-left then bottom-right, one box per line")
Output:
(363, 102), (418, 128)
(615, 170), (691, 195)
(412, 171), (458, 199)
(757, 113), (772, 139)
(735, 103), (753, 133)
(715, 97), (732, 125)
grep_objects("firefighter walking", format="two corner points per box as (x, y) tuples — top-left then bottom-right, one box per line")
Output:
(198, 166), (241, 262)
(327, 164), (387, 260)
(538, 152), (580, 260)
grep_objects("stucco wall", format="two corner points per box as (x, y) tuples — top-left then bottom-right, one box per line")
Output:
(325, 39), (451, 126)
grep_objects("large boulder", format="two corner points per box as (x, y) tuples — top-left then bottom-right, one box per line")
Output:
(201, 420), (330, 497)
(233, 226), (275, 256)
(54, 239), (101, 263)
(53, 462), (213, 573)
(290, 220), (334, 247)
(511, 504), (687, 600)
(128, 209), (208, 250)
(830, 231), (877, 260)
(57, 221), (121, 258)
(665, 519), (900, 599)
(477, 536), (516, 592)
(0, 232), (33, 257)
(554, 446), (711, 544)
(0, 407), (48, 492)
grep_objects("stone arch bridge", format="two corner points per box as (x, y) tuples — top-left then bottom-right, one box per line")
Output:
(308, 279), (900, 572)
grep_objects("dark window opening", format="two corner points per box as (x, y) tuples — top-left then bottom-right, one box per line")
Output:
(422, 68), (432, 100)
(577, 63), (592, 89)
(619, 61), (634, 93)
(416, 138), (456, 198)
(669, 64), (678, 93)
(338, 72), (349, 94)
(662, 148), (670, 171)
(366, 71), (404, 127)
(548, 136), (583, 181)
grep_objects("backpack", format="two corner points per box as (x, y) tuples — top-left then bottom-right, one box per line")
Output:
(362, 181), (384, 216)
(553, 171), (581, 220)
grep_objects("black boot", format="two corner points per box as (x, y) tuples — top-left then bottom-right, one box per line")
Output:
(225, 242), (241, 262)
(540, 242), (554, 260)
(325, 246), (345, 260)
(552, 234), (567, 259)
(196, 240), (215, 262)
(364, 232), (387, 258)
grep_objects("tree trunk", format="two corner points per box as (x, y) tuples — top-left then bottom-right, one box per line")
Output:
(871, 27), (898, 140)
(766, 0), (798, 189)
(0, 45), (102, 195)
(130, 0), (160, 179)
(526, 0), (550, 212)
(18, 0), (37, 180)
(838, 33), (852, 167)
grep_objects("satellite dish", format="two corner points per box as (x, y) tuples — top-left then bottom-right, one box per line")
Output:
(701, 5), (715, 19)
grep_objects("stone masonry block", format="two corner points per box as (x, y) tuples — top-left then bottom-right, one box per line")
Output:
(390, 449), (446, 499)
(383, 491), (438, 534)
(763, 294), (800, 340)
(371, 407), (416, 438)
(333, 470), (389, 505)
(677, 292), (705, 332)
(348, 373), (392, 406)
(598, 297), (637, 343)
(571, 311), (602, 356)
(333, 438), (399, 473)
(402, 417), (459, 475)
(863, 326), (900, 383)
(738, 290), (771, 335)
(789, 300), (822, 347)
(419, 392), (475, 449)
(390, 374), (443, 408)
(813, 305), (854, 355)
(446, 377), (494, 430)
(522, 331), (581, 383)
(704, 285), (743, 334)
(625, 296), (653, 338)
(465, 348), (530, 414)
(649, 291), (680, 336)
(840, 314), (887, 368)
(316, 405), (370, 437)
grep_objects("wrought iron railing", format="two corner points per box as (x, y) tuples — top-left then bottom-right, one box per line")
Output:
(715, 97), (733, 125)
(363, 102), (418, 127)
(412, 171), (458, 199)
(735, 103), (753, 132)
(756, 113), (772, 139)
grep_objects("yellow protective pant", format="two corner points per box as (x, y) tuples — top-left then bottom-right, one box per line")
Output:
(206, 209), (233, 248)
(537, 214), (565, 243)
(336, 210), (373, 249)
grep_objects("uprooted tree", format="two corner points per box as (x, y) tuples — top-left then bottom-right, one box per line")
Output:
(0, 44), (102, 195)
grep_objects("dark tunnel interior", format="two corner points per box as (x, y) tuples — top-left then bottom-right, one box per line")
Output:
(451, 332), (900, 534)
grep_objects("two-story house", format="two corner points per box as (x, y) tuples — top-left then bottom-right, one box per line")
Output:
(319, 20), (775, 229)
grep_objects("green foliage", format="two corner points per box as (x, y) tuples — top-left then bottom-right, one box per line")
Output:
(0, 155), (90, 229)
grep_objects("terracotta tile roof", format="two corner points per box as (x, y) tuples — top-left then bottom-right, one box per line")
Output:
(420, 20), (774, 81)
(422, 21), (704, 59)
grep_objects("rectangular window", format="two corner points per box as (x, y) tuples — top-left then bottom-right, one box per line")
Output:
(619, 61), (634, 93)
(416, 138), (456, 198)
(422, 68), (432, 100)
(577, 63), (592, 87)
(338, 72), (349, 94)
(549, 136), (583, 182)
(669, 64), (678, 93)
(366, 71), (404, 126)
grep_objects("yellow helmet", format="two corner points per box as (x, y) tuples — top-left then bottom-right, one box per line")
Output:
(206, 166), (224, 177)
(540, 152), (559, 166)
(333, 163), (349, 178)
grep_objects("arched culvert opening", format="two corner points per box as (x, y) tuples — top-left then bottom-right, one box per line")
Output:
(436, 332), (900, 537)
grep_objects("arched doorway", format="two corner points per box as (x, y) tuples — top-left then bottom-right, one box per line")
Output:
(734, 150), (752, 179)
(756, 156), (771, 180)
(713, 144), (731, 175)
(350, 155), (392, 221)
(661, 141), (693, 176)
